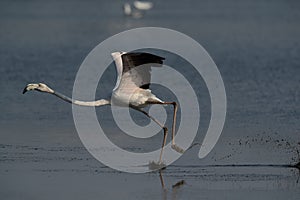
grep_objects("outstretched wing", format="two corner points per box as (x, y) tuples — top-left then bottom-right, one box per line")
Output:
(111, 52), (165, 91)
(121, 52), (165, 89)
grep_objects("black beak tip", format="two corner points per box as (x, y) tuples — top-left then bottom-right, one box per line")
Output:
(22, 87), (28, 94)
(295, 162), (300, 169)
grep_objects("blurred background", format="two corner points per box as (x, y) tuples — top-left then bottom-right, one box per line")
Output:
(0, 0), (299, 199)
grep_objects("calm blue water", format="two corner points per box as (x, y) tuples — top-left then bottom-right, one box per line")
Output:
(0, 0), (299, 199)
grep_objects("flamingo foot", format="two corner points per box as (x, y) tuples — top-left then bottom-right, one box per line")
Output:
(171, 144), (185, 154)
(148, 161), (166, 171)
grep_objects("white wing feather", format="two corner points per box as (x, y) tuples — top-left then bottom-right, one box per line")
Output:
(111, 51), (164, 106)
(111, 52), (125, 91)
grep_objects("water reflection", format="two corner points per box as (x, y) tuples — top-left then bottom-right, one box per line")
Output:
(156, 164), (300, 200)
(159, 169), (186, 200)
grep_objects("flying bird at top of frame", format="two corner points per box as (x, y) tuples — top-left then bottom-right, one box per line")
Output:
(123, 1), (153, 18)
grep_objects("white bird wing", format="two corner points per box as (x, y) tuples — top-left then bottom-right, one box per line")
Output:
(111, 52), (165, 94)
(111, 52), (124, 91)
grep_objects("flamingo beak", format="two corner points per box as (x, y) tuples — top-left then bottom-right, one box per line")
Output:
(22, 83), (39, 94)
(22, 87), (28, 94)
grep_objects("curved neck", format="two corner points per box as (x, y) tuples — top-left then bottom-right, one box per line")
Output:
(53, 91), (110, 107)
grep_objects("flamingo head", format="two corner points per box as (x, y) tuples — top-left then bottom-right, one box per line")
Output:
(23, 83), (54, 94)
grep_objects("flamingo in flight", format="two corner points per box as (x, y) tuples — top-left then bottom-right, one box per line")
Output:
(23, 51), (184, 164)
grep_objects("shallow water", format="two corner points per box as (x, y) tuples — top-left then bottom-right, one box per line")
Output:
(1, 0), (300, 199)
